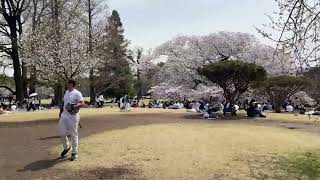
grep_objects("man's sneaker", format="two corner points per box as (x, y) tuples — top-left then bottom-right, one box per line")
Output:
(70, 153), (78, 161)
(60, 146), (71, 158)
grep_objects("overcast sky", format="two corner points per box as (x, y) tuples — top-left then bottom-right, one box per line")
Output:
(108, 0), (277, 49)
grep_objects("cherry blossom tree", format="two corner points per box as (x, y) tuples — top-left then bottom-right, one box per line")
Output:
(23, 28), (91, 81)
(25, 0), (51, 94)
(21, 0), (98, 104)
(148, 83), (223, 101)
(257, 0), (320, 72)
(128, 47), (159, 99)
(149, 32), (290, 100)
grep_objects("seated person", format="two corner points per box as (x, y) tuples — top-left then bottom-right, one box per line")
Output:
(198, 102), (206, 113)
(172, 103), (181, 109)
(203, 101), (221, 119)
(10, 104), (17, 112)
(223, 102), (238, 116)
(131, 101), (139, 108)
(27, 98), (37, 111)
(247, 100), (266, 118)
(184, 101), (191, 109)
(0, 106), (11, 115)
(243, 99), (250, 111)
(223, 102), (231, 116)
(298, 104), (306, 114)
(262, 103), (269, 111)
(158, 102), (163, 108)
(98, 95), (104, 107)
(96, 99), (103, 108)
(286, 104), (294, 112)
(188, 102), (194, 109)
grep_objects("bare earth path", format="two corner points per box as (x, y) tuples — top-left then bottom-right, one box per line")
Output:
(1, 113), (320, 179)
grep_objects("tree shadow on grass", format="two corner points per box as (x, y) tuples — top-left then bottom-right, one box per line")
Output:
(80, 167), (140, 180)
(48, 166), (143, 180)
(0, 119), (57, 128)
(183, 113), (249, 121)
(17, 157), (67, 172)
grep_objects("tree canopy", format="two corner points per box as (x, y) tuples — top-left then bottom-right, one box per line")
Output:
(198, 60), (267, 104)
(96, 10), (134, 98)
(255, 75), (310, 113)
(304, 67), (320, 105)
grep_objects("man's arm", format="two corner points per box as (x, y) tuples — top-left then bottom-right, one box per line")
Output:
(59, 101), (64, 119)
(74, 100), (85, 109)
(74, 92), (85, 109)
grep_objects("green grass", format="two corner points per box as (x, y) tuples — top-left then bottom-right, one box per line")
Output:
(52, 123), (320, 179)
(247, 151), (320, 179)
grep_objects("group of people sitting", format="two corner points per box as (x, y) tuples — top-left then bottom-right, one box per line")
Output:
(0, 103), (16, 115)
(146, 100), (184, 109)
(282, 101), (306, 114)
(119, 95), (131, 111)
(26, 98), (42, 111)
(243, 99), (267, 118)
(95, 95), (105, 108)
(185, 98), (268, 119)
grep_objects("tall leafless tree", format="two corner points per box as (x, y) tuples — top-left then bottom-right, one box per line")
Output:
(82, 0), (106, 104)
(0, 0), (30, 101)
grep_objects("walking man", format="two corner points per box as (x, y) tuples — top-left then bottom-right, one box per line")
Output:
(59, 79), (85, 161)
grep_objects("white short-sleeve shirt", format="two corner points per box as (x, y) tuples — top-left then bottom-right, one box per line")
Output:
(62, 89), (84, 118)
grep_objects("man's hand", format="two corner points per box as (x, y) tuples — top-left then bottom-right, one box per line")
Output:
(74, 100), (85, 109)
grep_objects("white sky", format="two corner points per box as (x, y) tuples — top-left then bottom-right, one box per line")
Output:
(108, 0), (277, 49)
(3, 0), (279, 76)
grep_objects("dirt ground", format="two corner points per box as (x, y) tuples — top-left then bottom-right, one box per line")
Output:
(1, 113), (320, 180)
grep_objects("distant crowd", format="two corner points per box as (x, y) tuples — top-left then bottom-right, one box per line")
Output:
(115, 96), (310, 120)
(0, 94), (316, 119)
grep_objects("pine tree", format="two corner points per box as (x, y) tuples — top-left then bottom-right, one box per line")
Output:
(97, 10), (134, 98)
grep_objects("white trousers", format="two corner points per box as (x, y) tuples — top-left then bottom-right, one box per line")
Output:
(58, 115), (79, 154)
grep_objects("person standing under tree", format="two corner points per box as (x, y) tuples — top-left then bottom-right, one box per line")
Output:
(59, 80), (85, 161)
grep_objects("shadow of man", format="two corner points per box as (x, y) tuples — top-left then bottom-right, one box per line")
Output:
(37, 136), (60, 141)
(17, 157), (67, 172)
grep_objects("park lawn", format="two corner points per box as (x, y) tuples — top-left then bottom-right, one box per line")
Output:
(264, 112), (320, 123)
(52, 122), (320, 179)
(0, 108), (186, 122)
(40, 97), (91, 105)
(231, 111), (318, 123)
(1, 108), (319, 123)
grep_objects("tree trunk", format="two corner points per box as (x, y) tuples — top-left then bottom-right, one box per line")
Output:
(137, 69), (142, 99)
(10, 26), (24, 101)
(88, 0), (96, 105)
(29, 0), (38, 95)
(22, 60), (28, 97)
(29, 66), (37, 93)
(274, 105), (282, 113)
(54, 83), (63, 106)
(89, 69), (96, 104)
(51, 0), (62, 107)
(272, 100), (282, 113)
